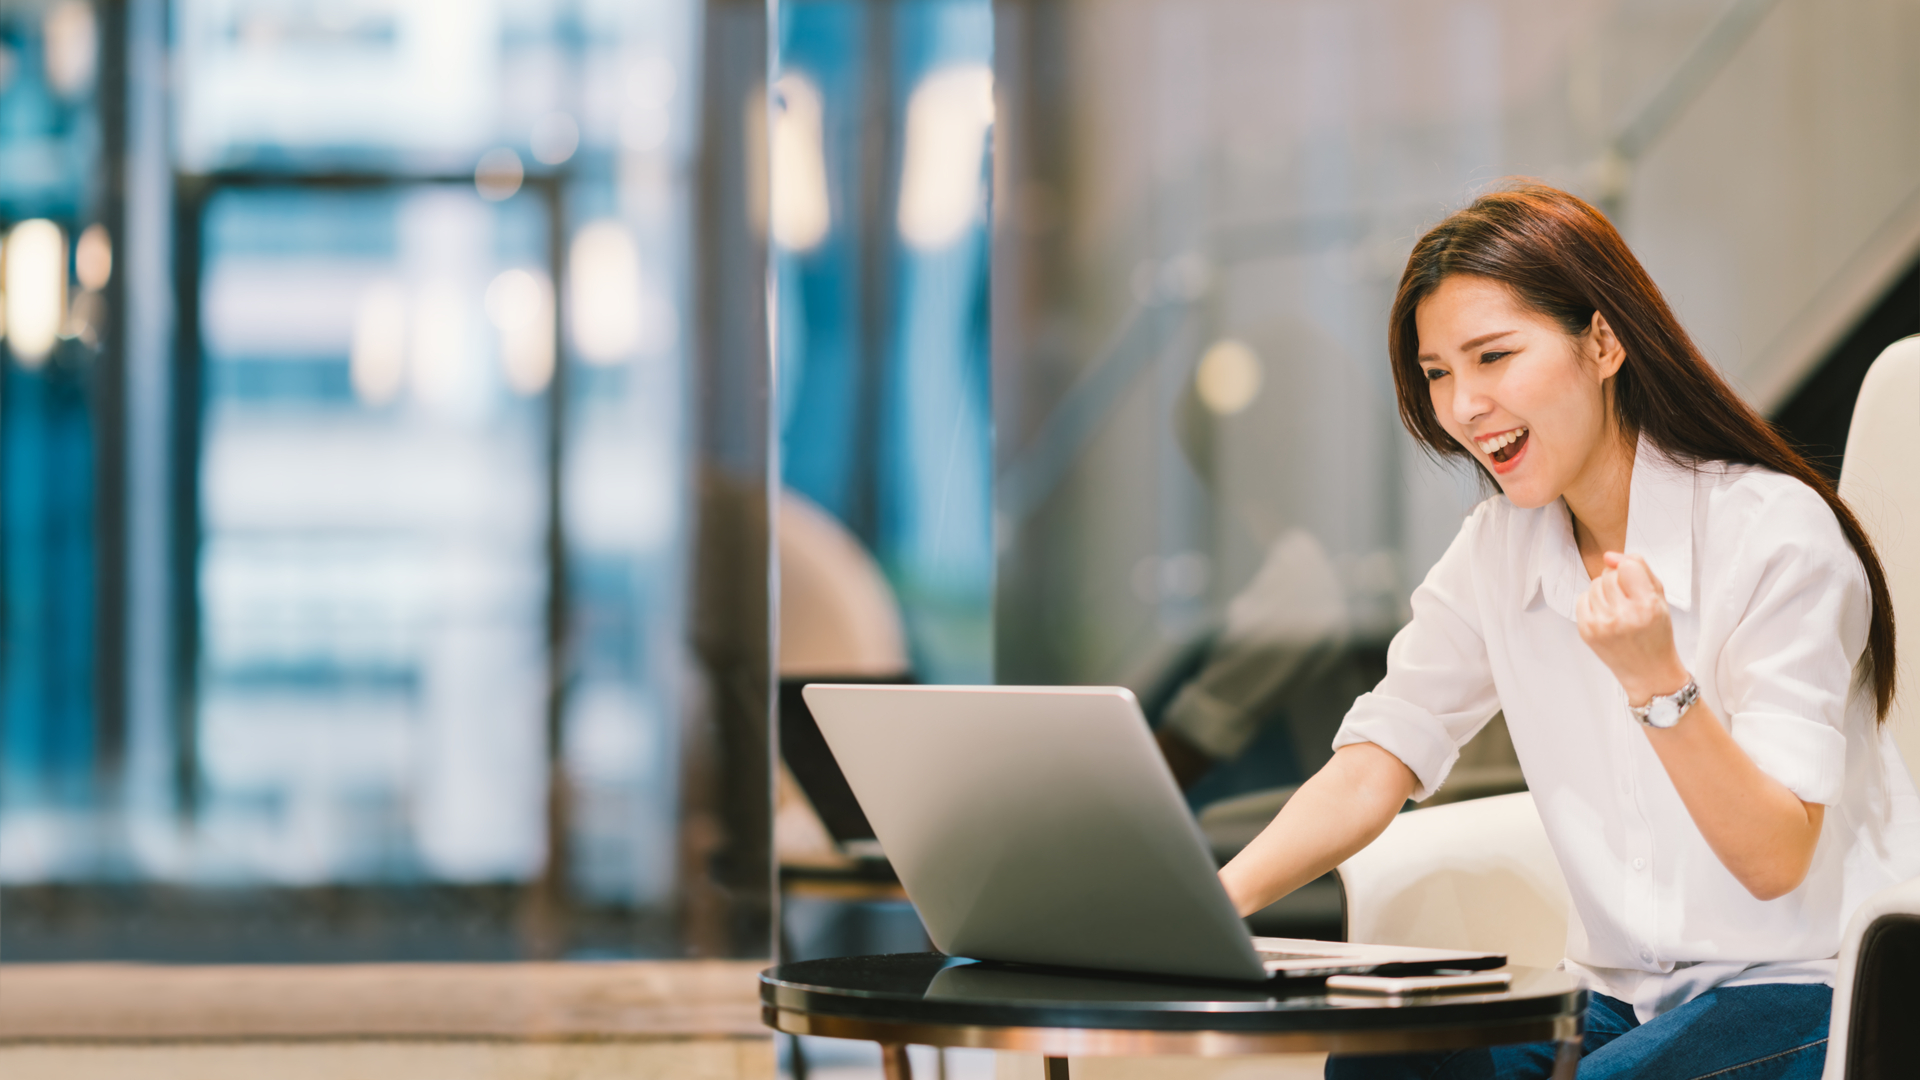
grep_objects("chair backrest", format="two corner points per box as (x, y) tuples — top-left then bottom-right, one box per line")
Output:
(1336, 792), (1570, 968)
(1823, 337), (1920, 1079)
(1836, 335), (1920, 784)
(1822, 877), (1920, 1080)
(777, 489), (908, 678)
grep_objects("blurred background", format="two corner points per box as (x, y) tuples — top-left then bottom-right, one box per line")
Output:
(0, 0), (1915, 1004)
(0, 0), (771, 962)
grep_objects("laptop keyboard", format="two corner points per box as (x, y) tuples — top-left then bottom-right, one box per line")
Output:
(1258, 948), (1354, 961)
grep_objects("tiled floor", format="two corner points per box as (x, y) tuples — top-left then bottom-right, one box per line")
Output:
(782, 1036), (996, 1080)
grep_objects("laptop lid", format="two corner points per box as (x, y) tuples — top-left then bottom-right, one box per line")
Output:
(802, 683), (1270, 982)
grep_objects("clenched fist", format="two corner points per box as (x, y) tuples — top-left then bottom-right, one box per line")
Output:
(1574, 551), (1691, 707)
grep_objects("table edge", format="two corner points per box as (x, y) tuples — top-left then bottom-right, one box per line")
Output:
(759, 957), (1585, 1037)
(765, 1005), (1582, 1056)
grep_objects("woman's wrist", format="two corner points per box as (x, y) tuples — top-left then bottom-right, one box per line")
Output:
(1621, 660), (1691, 708)
(1216, 864), (1257, 918)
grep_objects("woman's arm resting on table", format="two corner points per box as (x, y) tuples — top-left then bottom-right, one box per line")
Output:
(1217, 742), (1416, 918)
(1580, 552), (1825, 901)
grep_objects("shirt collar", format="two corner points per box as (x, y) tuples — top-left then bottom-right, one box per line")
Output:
(1523, 433), (1696, 618)
(1624, 436), (1696, 613)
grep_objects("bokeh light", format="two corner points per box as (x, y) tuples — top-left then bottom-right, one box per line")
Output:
(474, 147), (524, 201)
(530, 112), (579, 165)
(3, 219), (68, 366)
(1195, 339), (1263, 416)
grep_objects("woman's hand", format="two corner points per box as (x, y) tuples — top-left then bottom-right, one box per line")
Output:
(1575, 552), (1691, 705)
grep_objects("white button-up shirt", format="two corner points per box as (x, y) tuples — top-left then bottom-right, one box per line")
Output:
(1334, 439), (1920, 1020)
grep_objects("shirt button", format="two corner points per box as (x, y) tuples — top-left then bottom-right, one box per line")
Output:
(1640, 949), (1653, 963)
(1633, 857), (1645, 871)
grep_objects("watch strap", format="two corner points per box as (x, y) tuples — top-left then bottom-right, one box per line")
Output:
(1630, 677), (1699, 728)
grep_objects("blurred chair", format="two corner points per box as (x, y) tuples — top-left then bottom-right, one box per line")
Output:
(1151, 530), (1351, 790)
(1171, 532), (1521, 849)
(773, 489), (910, 868)
(1824, 335), (1920, 1080)
(778, 490), (910, 682)
(1335, 792), (1570, 970)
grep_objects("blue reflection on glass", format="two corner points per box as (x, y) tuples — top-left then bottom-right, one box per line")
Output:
(1, 363), (96, 812)
(775, 0), (993, 683)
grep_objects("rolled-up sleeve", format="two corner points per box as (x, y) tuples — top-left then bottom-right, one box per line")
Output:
(1717, 497), (1868, 807)
(1332, 509), (1500, 801)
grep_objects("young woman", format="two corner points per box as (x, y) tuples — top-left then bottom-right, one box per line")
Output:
(1218, 184), (1920, 1080)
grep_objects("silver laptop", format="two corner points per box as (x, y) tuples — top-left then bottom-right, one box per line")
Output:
(802, 683), (1503, 983)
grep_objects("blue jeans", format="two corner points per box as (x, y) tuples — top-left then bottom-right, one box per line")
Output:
(1325, 982), (1830, 1080)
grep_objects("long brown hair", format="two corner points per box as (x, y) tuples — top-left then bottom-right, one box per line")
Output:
(1388, 182), (1897, 721)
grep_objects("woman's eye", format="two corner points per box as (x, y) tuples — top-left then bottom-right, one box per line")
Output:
(1423, 368), (1447, 382)
(1480, 351), (1510, 364)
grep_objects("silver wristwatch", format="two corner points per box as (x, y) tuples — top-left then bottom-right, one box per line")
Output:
(1630, 678), (1699, 729)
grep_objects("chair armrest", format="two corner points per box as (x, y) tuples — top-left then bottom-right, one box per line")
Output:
(1336, 792), (1569, 967)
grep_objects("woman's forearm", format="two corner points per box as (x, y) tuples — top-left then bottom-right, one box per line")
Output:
(1217, 742), (1416, 917)
(1643, 698), (1824, 900)
(1578, 552), (1826, 900)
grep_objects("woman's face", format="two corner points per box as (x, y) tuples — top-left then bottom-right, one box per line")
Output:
(1414, 274), (1624, 510)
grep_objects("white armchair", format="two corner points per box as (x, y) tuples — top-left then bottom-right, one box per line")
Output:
(1835, 335), (1920, 776)
(1822, 335), (1920, 1080)
(1336, 791), (1569, 970)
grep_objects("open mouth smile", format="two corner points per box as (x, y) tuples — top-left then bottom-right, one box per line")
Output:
(1476, 427), (1529, 470)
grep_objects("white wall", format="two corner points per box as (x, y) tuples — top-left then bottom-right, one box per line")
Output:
(1623, 0), (1920, 409)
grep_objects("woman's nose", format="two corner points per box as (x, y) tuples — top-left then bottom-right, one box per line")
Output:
(1448, 377), (1490, 427)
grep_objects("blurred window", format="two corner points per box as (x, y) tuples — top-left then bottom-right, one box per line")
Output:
(2, 0), (714, 961)
(192, 183), (553, 885)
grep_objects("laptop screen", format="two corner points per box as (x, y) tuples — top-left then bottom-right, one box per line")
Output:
(779, 678), (895, 844)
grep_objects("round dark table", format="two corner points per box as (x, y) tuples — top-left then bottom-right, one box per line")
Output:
(762, 953), (1586, 1079)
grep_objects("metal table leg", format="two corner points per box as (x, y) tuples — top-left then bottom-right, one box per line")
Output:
(881, 1043), (913, 1080)
(788, 1034), (809, 1080)
(1550, 1033), (1581, 1079)
(1545, 1009), (1585, 1079)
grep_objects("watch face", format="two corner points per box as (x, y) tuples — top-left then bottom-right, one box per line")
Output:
(1647, 698), (1682, 728)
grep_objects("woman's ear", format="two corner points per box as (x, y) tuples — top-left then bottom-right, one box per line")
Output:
(1589, 310), (1626, 380)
